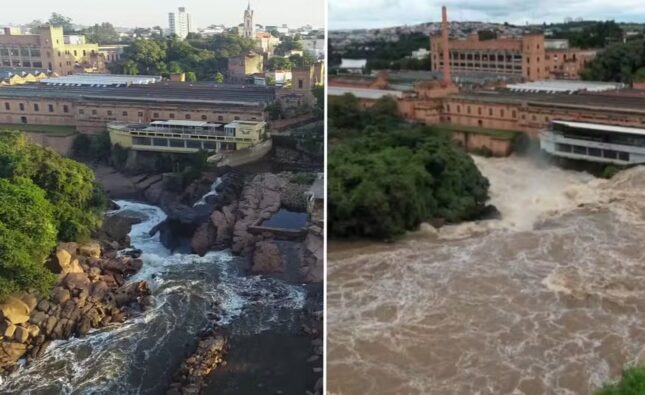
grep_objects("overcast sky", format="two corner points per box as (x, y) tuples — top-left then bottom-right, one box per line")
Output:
(330, 0), (645, 30)
(1, 0), (325, 29)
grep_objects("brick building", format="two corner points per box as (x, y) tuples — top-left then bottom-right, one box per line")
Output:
(430, 32), (597, 81)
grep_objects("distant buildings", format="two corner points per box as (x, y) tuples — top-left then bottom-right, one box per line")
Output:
(0, 26), (106, 75)
(168, 7), (192, 39)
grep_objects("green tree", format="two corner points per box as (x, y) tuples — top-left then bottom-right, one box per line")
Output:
(186, 71), (197, 81)
(47, 13), (74, 33)
(266, 57), (294, 71)
(0, 177), (57, 300)
(82, 22), (120, 44)
(328, 95), (490, 239)
(215, 72), (225, 83)
(275, 36), (304, 56)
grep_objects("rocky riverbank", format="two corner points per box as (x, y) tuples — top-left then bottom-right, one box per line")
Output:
(0, 211), (150, 376)
(89, 163), (324, 393)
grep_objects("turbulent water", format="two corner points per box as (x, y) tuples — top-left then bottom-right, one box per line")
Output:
(1, 200), (305, 394)
(328, 156), (645, 395)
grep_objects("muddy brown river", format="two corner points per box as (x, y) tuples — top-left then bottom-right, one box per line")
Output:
(328, 156), (645, 395)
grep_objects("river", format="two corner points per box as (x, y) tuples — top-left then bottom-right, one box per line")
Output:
(0, 199), (307, 394)
(328, 156), (645, 395)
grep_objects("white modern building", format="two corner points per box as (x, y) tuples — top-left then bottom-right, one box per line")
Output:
(169, 7), (192, 39)
(302, 38), (325, 59)
(540, 120), (645, 165)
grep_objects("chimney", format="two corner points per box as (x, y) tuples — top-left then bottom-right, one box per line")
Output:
(441, 6), (451, 84)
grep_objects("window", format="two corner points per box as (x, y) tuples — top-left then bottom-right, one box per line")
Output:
(234, 116), (240, 120)
(4, 103), (9, 110)
(500, 109), (505, 117)
(33, 104), (39, 112)
(138, 111), (144, 117)
(512, 111), (516, 118)
(19, 103), (24, 111)
(489, 108), (493, 116)
(201, 115), (207, 120)
(122, 111), (128, 116)
(79, 109), (85, 115)
(153, 113), (159, 118)
(218, 116), (223, 121)
(91, 109), (97, 115)
(48, 104), (54, 113)
(107, 110), (113, 116)
(169, 113), (175, 119)
(298, 80), (304, 89)
(467, 106), (471, 115)
(63, 105), (69, 113)
(185, 114), (191, 120)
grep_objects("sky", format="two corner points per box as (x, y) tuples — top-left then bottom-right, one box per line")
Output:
(330, 0), (645, 30)
(1, 0), (325, 30)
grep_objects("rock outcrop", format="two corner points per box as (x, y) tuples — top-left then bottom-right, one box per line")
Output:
(167, 332), (228, 395)
(251, 240), (285, 274)
(0, 240), (150, 374)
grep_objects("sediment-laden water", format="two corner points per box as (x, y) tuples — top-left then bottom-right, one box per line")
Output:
(1, 200), (306, 394)
(328, 156), (645, 395)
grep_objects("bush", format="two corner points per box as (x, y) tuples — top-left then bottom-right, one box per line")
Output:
(597, 366), (645, 395)
(603, 165), (622, 179)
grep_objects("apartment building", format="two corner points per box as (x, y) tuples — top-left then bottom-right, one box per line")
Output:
(0, 26), (105, 75)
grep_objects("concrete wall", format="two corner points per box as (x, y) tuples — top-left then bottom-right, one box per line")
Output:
(25, 132), (76, 156)
(216, 139), (272, 168)
(452, 131), (513, 157)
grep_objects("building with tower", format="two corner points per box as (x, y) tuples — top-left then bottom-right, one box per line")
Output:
(241, 2), (255, 39)
(168, 7), (192, 39)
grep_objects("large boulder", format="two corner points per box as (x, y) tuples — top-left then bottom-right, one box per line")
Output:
(0, 342), (27, 367)
(78, 241), (101, 259)
(47, 247), (83, 275)
(100, 214), (140, 245)
(61, 273), (92, 295)
(191, 223), (215, 256)
(0, 296), (31, 324)
(251, 241), (285, 274)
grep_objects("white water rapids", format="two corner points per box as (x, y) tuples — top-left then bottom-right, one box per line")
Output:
(0, 199), (305, 394)
(328, 156), (645, 395)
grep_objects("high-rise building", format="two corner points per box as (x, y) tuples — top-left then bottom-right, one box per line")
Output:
(168, 7), (192, 39)
(241, 2), (255, 39)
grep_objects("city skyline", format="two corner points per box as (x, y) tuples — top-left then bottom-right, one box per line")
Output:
(330, 0), (645, 30)
(1, 0), (325, 30)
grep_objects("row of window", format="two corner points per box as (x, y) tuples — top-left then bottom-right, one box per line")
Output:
(448, 104), (517, 119)
(2, 102), (69, 113)
(132, 136), (236, 151)
(79, 108), (245, 122)
(555, 143), (630, 161)
(1, 60), (43, 68)
(435, 52), (523, 62)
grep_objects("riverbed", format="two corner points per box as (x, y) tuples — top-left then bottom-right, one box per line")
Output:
(0, 200), (310, 394)
(328, 156), (645, 395)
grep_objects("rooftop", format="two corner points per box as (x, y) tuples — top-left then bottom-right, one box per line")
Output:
(551, 120), (645, 137)
(41, 74), (162, 87)
(328, 86), (403, 100)
(451, 90), (645, 114)
(339, 59), (367, 69)
(506, 80), (625, 94)
(0, 82), (277, 106)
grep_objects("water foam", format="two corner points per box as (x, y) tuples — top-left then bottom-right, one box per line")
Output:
(328, 158), (645, 394)
(1, 200), (306, 394)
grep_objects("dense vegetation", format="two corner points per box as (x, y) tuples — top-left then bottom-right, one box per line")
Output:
(597, 366), (645, 395)
(330, 32), (430, 72)
(581, 39), (645, 83)
(0, 131), (107, 299)
(550, 21), (626, 49)
(328, 94), (489, 239)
